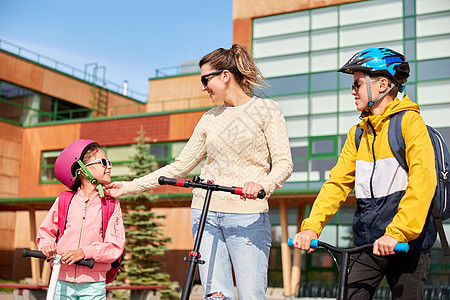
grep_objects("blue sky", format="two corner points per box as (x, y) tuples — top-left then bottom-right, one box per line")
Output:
(0, 1), (233, 100)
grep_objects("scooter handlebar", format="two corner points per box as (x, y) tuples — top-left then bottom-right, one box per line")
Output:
(158, 176), (266, 199)
(22, 248), (95, 269)
(287, 238), (409, 253)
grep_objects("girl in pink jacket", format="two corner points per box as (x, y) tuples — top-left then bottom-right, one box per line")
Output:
(36, 139), (125, 299)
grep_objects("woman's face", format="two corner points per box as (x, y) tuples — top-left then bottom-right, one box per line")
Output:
(200, 63), (226, 104)
(85, 149), (112, 185)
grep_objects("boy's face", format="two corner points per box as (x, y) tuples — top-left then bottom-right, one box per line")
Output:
(352, 71), (372, 112)
(85, 149), (112, 185)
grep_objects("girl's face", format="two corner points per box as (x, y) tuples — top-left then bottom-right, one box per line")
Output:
(85, 149), (112, 185)
(200, 63), (226, 104)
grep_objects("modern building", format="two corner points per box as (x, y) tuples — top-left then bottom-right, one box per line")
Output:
(0, 0), (448, 297)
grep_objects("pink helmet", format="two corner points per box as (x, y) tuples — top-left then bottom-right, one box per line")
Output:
(54, 139), (100, 189)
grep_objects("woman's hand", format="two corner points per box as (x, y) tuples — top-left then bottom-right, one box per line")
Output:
(240, 182), (264, 200)
(61, 249), (86, 265)
(104, 181), (125, 198)
(41, 244), (56, 259)
(292, 229), (318, 253)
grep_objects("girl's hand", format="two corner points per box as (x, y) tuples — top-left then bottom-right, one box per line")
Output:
(292, 230), (318, 253)
(240, 182), (264, 200)
(41, 244), (56, 259)
(104, 181), (125, 198)
(61, 249), (86, 265)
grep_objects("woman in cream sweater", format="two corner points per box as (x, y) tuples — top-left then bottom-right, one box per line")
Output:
(106, 44), (292, 300)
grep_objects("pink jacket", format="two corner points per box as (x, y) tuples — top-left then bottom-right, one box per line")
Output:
(36, 189), (125, 283)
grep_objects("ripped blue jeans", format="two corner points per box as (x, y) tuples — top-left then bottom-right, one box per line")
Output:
(191, 209), (272, 300)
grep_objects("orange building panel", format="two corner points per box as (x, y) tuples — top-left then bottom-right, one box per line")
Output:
(80, 115), (171, 146)
(233, 18), (252, 50)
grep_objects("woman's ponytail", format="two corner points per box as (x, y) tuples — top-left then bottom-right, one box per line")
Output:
(199, 44), (267, 96)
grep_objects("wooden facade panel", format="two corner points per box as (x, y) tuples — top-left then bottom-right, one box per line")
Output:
(0, 141), (22, 160)
(169, 111), (204, 141)
(233, 0), (362, 19)
(0, 51), (44, 92)
(0, 175), (19, 197)
(0, 123), (22, 198)
(0, 119), (24, 143)
(233, 18), (252, 50)
(148, 75), (204, 101)
(41, 69), (94, 107)
(147, 74), (215, 112)
(80, 115), (171, 146)
(0, 157), (20, 177)
(152, 207), (193, 250)
(0, 212), (16, 249)
(18, 123), (80, 198)
(13, 211), (32, 248)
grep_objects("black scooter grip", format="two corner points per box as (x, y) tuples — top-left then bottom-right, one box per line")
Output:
(22, 248), (46, 259)
(257, 189), (266, 199)
(158, 176), (188, 187)
(22, 248), (95, 269)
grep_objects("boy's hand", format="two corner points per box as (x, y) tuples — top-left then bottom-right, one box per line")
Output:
(41, 244), (56, 259)
(373, 235), (398, 256)
(61, 249), (86, 265)
(292, 229), (318, 253)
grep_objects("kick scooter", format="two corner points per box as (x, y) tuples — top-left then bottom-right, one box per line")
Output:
(23, 248), (95, 300)
(288, 238), (409, 300)
(158, 176), (266, 300)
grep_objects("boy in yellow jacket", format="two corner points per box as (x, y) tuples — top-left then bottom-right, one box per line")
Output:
(292, 48), (436, 300)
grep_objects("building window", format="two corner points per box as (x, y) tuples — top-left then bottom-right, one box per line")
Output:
(40, 150), (61, 184)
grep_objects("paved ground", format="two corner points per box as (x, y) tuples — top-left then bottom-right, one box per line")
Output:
(0, 292), (13, 300)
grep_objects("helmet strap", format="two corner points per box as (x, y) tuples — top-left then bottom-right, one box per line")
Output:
(360, 74), (395, 119)
(76, 160), (105, 198)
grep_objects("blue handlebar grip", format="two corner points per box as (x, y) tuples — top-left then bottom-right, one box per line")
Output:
(287, 238), (320, 248)
(394, 243), (409, 253)
(288, 238), (293, 247)
(310, 239), (319, 248)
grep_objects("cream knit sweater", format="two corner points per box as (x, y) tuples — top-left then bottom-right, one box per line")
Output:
(122, 97), (293, 213)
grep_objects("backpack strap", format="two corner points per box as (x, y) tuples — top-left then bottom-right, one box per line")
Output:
(101, 196), (116, 241)
(432, 197), (450, 256)
(57, 190), (76, 242)
(388, 110), (409, 172)
(355, 124), (364, 150)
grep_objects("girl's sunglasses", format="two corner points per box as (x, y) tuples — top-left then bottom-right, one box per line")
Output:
(201, 69), (226, 88)
(85, 158), (112, 168)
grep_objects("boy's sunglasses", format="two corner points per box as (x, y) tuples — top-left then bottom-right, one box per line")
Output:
(201, 69), (227, 88)
(352, 78), (381, 92)
(85, 158), (112, 168)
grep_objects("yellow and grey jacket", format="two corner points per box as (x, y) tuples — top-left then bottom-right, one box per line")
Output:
(301, 96), (437, 252)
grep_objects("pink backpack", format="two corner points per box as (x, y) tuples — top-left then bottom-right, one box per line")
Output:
(57, 190), (125, 284)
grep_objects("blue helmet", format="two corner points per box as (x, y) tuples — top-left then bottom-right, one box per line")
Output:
(338, 47), (410, 92)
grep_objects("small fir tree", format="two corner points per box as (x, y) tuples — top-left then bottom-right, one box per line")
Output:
(116, 126), (179, 299)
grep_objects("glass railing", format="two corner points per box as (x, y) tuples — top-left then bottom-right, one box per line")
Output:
(0, 39), (147, 102)
(154, 61), (200, 78)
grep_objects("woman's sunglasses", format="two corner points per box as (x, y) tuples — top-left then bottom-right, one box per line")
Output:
(201, 69), (226, 88)
(85, 158), (112, 168)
